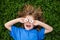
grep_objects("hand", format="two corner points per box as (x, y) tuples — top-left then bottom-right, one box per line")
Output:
(17, 18), (25, 23)
(33, 20), (40, 26)
(18, 18), (34, 23)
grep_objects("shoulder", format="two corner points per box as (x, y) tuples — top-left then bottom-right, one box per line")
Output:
(38, 27), (45, 34)
(9, 25), (22, 36)
(38, 27), (45, 39)
(10, 25), (23, 32)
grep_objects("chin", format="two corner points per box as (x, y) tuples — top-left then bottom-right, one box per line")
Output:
(24, 25), (33, 30)
(25, 27), (33, 30)
(25, 28), (33, 30)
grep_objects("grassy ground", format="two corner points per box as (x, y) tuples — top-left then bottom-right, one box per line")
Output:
(0, 0), (60, 40)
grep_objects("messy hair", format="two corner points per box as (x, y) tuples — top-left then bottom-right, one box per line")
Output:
(16, 4), (45, 30)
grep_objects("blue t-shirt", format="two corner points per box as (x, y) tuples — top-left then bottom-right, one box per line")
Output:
(9, 25), (45, 40)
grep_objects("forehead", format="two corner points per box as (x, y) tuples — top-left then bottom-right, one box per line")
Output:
(24, 15), (34, 20)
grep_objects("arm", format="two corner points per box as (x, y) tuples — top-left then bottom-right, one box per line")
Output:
(39, 21), (53, 34)
(34, 20), (53, 34)
(4, 18), (25, 31)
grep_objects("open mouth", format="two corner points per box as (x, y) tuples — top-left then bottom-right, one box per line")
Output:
(26, 25), (31, 28)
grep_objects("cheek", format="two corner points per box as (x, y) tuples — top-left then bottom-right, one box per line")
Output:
(31, 24), (34, 26)
(30, 24), (34, 28)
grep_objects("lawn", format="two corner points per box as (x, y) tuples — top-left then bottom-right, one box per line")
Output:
(0, 0), (60, 40)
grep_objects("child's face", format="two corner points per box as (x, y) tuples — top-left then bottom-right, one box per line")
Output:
(24, 15), (35, 30)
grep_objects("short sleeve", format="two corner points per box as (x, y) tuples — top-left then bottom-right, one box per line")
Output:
(38, 27), (45, 39)
(9, 25), (19, 39)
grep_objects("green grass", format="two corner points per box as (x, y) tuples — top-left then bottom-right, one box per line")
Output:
(0, 0), (60, 40)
